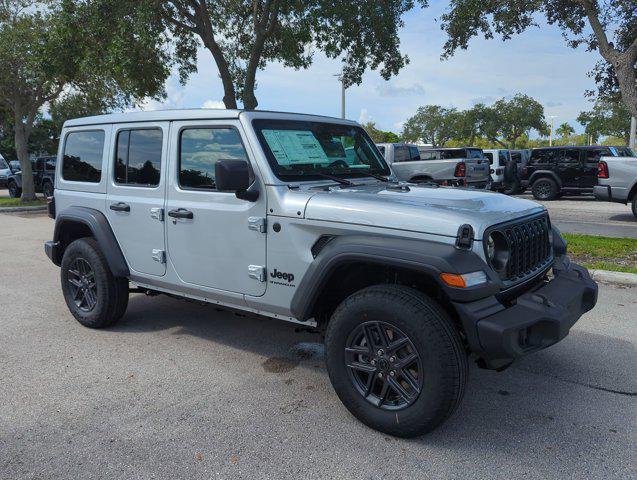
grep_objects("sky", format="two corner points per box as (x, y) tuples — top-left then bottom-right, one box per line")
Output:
(139, 2), (600, 136)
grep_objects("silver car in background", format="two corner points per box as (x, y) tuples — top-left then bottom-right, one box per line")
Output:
(377, 143), (490, 188)
(594, 150), (637, 219)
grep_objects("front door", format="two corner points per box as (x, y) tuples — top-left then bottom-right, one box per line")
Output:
(165, 121), (267, 297)
(106, 122), (169, 276)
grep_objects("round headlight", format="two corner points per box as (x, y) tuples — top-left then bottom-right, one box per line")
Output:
(487, 232), (510, 273)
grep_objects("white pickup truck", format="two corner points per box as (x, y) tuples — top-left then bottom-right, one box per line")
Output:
(594, 152), (637, 219)
(376, 143), (490, 188)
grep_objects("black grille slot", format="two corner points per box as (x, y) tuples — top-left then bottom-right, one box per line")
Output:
(493, 215), (551, 282)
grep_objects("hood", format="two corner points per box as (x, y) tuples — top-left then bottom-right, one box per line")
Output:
(304, 183), (544, 239)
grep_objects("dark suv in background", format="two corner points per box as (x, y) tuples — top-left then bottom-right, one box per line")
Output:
(7, 155), (56, 198)
(521, 146), (632, 200)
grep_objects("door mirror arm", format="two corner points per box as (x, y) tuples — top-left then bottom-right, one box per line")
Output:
(236, 183), (259, 202)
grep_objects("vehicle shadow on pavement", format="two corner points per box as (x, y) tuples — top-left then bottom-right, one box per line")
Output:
(608, 213), (635, 222)
(106, 292), (635, 469)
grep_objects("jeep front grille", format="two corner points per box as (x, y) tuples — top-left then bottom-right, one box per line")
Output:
(490, 214), (552, 282)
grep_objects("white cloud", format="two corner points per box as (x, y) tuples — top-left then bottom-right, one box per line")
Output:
(358, 108), (372, 124)
(202, 100), (225, 109)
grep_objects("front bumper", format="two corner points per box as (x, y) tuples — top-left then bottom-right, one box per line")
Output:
(454, 258), (598, 369)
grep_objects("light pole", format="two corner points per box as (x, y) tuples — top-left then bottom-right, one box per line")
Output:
(548, 116), (556, 146)
(630, 116), (636, 149)
(334, 74), (346, 119)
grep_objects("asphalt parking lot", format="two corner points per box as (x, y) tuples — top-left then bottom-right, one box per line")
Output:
(1, 212), (635, 480)
(515, 193), (637, 239)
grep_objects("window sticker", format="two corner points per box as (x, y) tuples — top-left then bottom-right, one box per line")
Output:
(262, 129), (329, 165)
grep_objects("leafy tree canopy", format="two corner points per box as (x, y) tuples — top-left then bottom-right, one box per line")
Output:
(556, 122), (575, 138)
(401, 105), (462, 147)
(577, 94), (632, 143)
(438, 1), (637, 118)
(361, 122), (400, 144)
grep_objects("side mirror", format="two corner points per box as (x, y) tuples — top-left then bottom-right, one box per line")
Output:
(215, 159), (259, 201)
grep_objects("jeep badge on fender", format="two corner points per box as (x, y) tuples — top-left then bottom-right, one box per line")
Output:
(44, 109), (598, 438)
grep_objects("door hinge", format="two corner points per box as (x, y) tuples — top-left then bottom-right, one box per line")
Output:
(248, 216), (267, 233)
(150, 207), (164, 222)
(248, 265), (266, 282)
(152, 249), (166, 264)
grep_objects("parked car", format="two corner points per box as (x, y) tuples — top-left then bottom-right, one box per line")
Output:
(377, 143), (490, 188)
(44, 109), (597, 438)
(593, 150), (637, 219)
(7, 155), (56, 198)
(482, 149), (510, 191)
(8, 160), (21, 173)
(0, 154), (10, 188)
(521, 146), (633, 200)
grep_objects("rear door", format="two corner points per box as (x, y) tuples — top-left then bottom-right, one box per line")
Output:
(106, 123), (169, 277)
(557, 149), (582, 188)
(582, 147), (611, 188)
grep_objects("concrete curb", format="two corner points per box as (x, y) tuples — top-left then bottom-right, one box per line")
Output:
(590, 269), (637, 287)
(0, 205), (47, 213)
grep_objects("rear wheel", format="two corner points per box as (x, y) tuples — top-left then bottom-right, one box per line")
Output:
(7, 180), (21, 198)
(42, 181), (54, 198)
(61, 238), (129, 328)
(532, 178), (559, 200)
(325, 285), (467, 438)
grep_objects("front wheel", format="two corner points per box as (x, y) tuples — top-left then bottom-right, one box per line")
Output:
(61, 238), (129, 328)
(325, 285), (467, 438)
(8, 180), (21, 198)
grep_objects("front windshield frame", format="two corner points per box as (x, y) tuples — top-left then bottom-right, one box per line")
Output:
(252, 119), (391, 182)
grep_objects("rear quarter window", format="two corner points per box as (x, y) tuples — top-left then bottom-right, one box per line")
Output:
(62, 131), (105, 183)
(531, 149), (558, 164)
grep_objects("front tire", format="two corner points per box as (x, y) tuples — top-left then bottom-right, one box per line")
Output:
(325, 285), (467, 438)
(531, 177), (559, 200)
(8, 180), (21, 198)
(61, 238), (129, 328)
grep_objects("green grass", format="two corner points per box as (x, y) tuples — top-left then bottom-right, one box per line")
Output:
(0, 197), (46, 208)
(563, 233), (637, 274)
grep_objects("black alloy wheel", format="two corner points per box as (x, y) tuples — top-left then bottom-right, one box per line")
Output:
(67, 258), (98, 312)
(532, 178), (558, 200)
(345, 321), (423, 410)
(8, 181), (20, 198)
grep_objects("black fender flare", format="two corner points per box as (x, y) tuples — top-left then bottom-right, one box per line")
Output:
(51, 206), (129, 277)
(528, 171), (562, 188)
(289, 234), (501, 321)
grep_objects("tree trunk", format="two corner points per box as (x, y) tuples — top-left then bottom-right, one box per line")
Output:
(14, 121), (36, 201)
(613, 53), (637, 120)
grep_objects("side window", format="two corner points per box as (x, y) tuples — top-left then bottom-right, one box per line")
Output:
(409, 146), (421, 161)
(499, 151), (509, 163)
(45, 158), (56, 171)
(419, 150), (436, 160)
(114, 129), (162, 187)
(377, 145), (386, 156)
(394, 146), (411, 163)
(561, 149), (580, 163)
(62, 130), (105, 183)
(179, 127), (248, 190)
(484, 152), (494, 164)
(585, 148), (610, 162)
(531, 150), (557, 164)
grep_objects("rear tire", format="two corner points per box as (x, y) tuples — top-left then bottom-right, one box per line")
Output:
(42, 181), (54, 198)
(325, 285), (467, 438)
(8, 180), (21, 198)
(61, 238), (129, 328)
(531, 178), (559, 200)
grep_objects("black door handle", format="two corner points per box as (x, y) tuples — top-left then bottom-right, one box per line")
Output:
(110, 202), (130, 212)
(168, 208), (193, 219)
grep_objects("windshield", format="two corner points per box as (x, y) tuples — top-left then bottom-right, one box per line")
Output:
(253, 119), (391, 181)
(0, 157), (7, 169)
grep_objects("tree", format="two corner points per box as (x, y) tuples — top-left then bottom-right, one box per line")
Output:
(361, 122), (400, 143)
(156, 0), (427, 110)
(556, 122), (575, 138)
(438, 1), (637, 119)
(401, 105), (461, 147)
(577, 94), (632, 143)
(0, 0), (174, 200)
(476, 94), (548, 149)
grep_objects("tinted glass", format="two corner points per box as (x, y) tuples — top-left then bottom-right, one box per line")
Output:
(613, 147), (636, 157)
(584, 148), (610, 162)
(45, 157), (56, 171)
(115, 129), (162, 187)
(409, 146), (421, 161)
(436, 149), (465, 160)
(484, 152), (494, 164)
(499, 150), (510, 163)
(62, 131), (105, 182)
(531, 149), (558, 164)
(467, 149), (484, 159)
(394, 146), (411, 162)
(253, 120), (390, 181)
(377, 145), (386, 156)
(418, 149), (438, 160)
(561, 149), (580, 162)
(180, 128), (248, 189)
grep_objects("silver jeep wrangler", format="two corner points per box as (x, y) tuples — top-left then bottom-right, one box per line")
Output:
(45, 109), (598, 437)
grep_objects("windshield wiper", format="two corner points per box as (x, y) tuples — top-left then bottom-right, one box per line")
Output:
(314, 172), (355, 186)
(365, 172), (390, 182)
